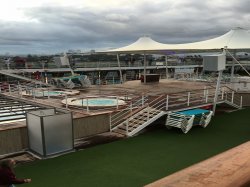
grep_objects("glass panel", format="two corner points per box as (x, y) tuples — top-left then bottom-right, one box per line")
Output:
(27, 113), (43, 155)
(43, 113), (73, 155)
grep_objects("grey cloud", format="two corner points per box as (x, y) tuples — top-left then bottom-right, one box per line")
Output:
(0, 0), (250, 54)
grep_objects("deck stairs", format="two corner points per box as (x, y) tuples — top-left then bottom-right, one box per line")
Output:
(110, 95), (166, 136)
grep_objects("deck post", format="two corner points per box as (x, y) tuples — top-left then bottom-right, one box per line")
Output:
(147, 105), (149, 121)
(109, 114), (112, 131)
(187, 92), (190, 106)
(116, 96), (119, 109)
(203, 86), (206, 97)
(126, 120), (128, 136)
(240, 96), (243, 108)
(82, 98), (84, 111)
(231, 91), (234, 103)
(47, 88), (50, 99)
(213, 70), (223, 115)
(19, 86), (22, 98)
(144, 52), (146, 84)
(165, 55), (168, 79)
(65, 94), (68, 109)
(86, 98), (89, 113)
(142, 95), (144, 106)
(166, 95), (169, 110)
(205, 90), (208, 103)
(8, 84), (11, 94)
(221, 87), (224, 100)
(32, 89), (35, 99)
(116, 53), (123, 84)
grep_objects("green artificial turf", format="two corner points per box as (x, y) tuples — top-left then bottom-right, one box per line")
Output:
(15, 108), (250, 187)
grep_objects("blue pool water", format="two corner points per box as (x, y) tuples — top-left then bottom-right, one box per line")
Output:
(79, 98), (119, 106)
(33, 91), (64, 97)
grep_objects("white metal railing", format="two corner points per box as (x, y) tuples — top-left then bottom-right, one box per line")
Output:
(110, 85), (243, 135)
(124, 95), (166, 132)
(110, 95), (149, 130)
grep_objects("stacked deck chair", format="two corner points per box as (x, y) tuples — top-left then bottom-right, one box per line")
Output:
(165, 112), (195, 133)
(165, 109), (213, 134)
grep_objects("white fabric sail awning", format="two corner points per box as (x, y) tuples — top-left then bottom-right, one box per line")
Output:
(103, 28), (250, 54)
(106, 36), (168, 53)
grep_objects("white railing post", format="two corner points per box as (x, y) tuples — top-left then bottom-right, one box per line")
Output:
(65, 94), (68, 109)
(166, 95), (169, 110)
(126, 120), (129, 136)
(147, 105), (150, 121)
(9, 84), (11, 94)
(205, 90), (208, 103)
(240, 96), (243, 108)
(47, 88), (50, 99)
(187, 92), (190, 106)
(142, 95), (144, 106)
(32, 89), (36, 99)
(116, 96), (119, 109)
(87, 98), (89, 113)
(231, 91), (234, 103)
(82, 98), (84, 111)
(19, 86), (22, 98)
(130, 102), (133, 112)
(221, 87), (224, 100)
(109, 114), (112, 131)
(0, 86), (1, 93)
(203, 86), (206, 97)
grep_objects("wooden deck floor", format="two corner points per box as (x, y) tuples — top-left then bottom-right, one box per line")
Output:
(145, 141), (250, 187)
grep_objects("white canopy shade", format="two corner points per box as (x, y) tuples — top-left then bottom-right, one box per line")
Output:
(104, 28), (250, 54)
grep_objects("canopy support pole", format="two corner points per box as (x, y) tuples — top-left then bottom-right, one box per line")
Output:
(165, 55), (168, 79)
(226, 49), (250, 77)
(230, 49), (236, 82)
(213, 70), (222, 116)
(116, 54), (123, 84)
(144, 52), (146, 84)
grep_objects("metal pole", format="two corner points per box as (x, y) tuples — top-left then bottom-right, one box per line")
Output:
(187, 92), (190, 106)
(142, 95), (144, 106)
(213, 70), (223, 115)
(205, 90), (208, 103)
(165, 55), (168, 79)
(116, 96), (119, 109)
(221, 87), (224, 100)
(126, 120), (128, 136)
(65, 94), (68, 109)
(109, 114), (112, 131)
(230, 49), (236, 83)
(166, 95), (169, 110)
(231, 91), (234, 103)
(116, 54), (123, 84)
(47, 88), (50, 99)
(9, 84), (11, 94)
(87, 98), (89, 113)
(240, 96), (243, 108)
(144, 52), (146, 84)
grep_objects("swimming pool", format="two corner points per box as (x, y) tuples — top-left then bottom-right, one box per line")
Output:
(22, 89), (80, 97)
(62, 97), (126, 108)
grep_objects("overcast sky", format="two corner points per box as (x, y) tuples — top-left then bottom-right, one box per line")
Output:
(0, 0), (249, 55)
